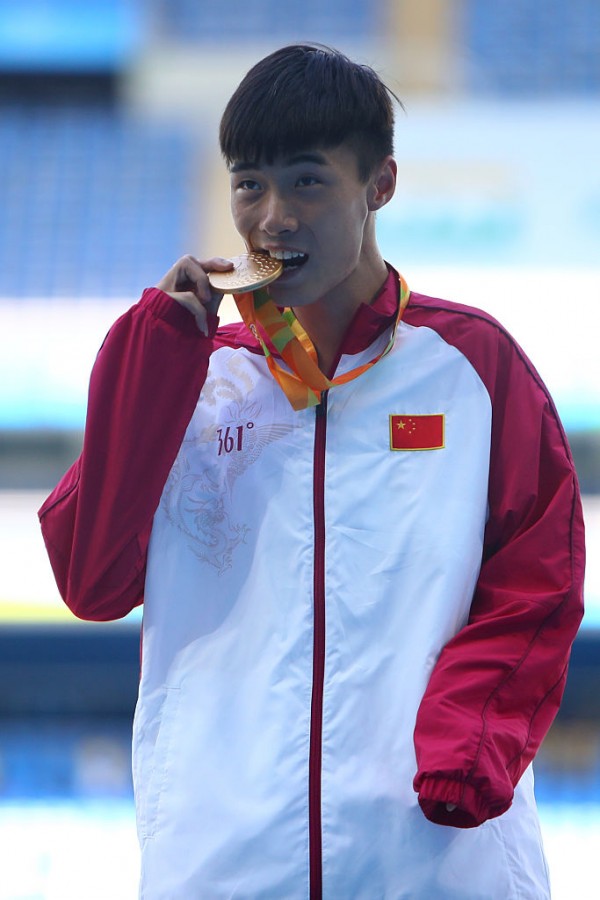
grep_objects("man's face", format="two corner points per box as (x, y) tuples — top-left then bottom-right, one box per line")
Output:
(229, 144), (383, 310)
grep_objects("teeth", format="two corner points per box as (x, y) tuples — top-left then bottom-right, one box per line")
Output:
(268, 250), (307, 261)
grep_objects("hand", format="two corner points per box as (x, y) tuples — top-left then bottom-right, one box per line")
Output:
(156, 255), (233, 335)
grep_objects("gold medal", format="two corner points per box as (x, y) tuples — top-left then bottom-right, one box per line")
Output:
(208, 252), (283, 294)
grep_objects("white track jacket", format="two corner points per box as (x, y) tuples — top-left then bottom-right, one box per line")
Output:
(39, 267), (585, 899)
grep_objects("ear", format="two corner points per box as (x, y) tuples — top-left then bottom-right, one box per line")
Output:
(367, 156), (397, 212)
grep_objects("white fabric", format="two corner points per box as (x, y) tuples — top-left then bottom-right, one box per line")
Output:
(134, 322), (549, 898)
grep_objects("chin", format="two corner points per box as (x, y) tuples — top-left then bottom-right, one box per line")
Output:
(271, 284), (317, 309)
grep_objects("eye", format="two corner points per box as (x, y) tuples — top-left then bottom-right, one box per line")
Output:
(236, 178), (261, 191)
(296, 175), (320, 187)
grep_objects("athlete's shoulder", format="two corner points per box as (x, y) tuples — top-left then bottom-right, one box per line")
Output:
(213, 320), (262, 354)
(405, 290), (507, 337)
(404, 290), (547, 403)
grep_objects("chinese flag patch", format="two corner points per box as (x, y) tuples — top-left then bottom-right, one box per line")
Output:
(389, 414), (445, 451)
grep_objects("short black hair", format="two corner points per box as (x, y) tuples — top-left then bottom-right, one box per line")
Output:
(219, 44), (400, 182)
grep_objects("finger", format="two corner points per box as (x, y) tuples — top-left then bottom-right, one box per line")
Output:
(157, 255), (232, 303)
(174, 256), (214, 301)
(202, 256), (234, 271)
(191, 257), (235, 309)
(167, 291), (211, 336)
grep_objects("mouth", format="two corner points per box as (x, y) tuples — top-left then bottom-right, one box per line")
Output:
(258, 248), (309, 273)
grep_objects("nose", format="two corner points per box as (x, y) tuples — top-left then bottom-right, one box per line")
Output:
(260, 191), (298, 235)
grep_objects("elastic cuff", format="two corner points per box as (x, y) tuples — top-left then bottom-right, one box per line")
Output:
(416, 776), (511, 829)
(139, 288), (219, 338)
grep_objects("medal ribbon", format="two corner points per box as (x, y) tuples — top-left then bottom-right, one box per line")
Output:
(234, 272), (410, 411)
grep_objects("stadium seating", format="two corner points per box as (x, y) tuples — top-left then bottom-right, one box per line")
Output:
(153, 0), (373, 44)
(0, 105), (196, 298)
(465, 0), (600, 94)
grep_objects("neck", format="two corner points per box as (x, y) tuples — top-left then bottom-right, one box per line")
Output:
(293, 254), (388, 375)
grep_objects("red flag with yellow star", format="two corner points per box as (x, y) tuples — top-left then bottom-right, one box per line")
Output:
(389, 414), (445, 451)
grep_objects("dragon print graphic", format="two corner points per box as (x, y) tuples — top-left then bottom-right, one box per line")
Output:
(160, 355), (294, 574)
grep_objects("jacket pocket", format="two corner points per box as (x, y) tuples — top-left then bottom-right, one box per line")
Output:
(133, 685), (181, 840)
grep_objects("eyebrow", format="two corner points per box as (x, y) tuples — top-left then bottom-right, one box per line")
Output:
(229, 151), (330, 173)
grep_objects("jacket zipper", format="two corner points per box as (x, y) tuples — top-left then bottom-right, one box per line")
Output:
(309, 392), (328, 900)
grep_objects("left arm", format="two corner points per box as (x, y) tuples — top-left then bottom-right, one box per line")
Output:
(413, 324), (585, 828)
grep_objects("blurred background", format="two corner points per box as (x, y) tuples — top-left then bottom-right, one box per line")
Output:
(0, 0), (599, 897)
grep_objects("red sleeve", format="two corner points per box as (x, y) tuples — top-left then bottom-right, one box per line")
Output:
(38, 288), (217, 621)
(409, 299), (585, 828)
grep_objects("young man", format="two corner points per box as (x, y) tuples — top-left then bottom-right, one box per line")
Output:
(39, 45), (584, 899)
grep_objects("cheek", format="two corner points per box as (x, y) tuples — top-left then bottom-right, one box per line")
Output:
(230, 200), (244, 233)
(230, 196), (254, 235)
(330, 211), (368, 262)
(326, 197), (368, 242)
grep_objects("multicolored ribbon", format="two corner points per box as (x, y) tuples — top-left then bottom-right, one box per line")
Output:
(234, 272), (410, 411)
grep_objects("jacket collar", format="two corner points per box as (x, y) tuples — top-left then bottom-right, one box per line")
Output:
(335, 264), (400, 358)
(218, 264), (402, 363)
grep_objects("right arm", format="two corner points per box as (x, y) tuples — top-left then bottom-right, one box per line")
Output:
(38, 255), (232, 621)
